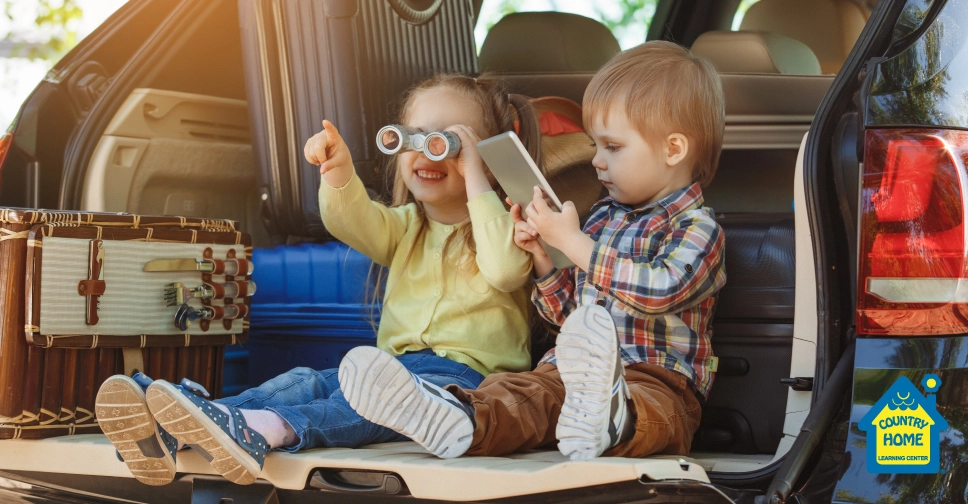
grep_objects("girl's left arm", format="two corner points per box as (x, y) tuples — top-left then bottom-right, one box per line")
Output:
(469, 192), (533, 292)
(448, 125), (532, 291)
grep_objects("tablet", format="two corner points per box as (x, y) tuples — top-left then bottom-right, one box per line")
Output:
(477, 132), (575, 269)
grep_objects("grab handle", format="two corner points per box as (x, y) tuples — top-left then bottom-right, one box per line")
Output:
(309, 469), (409, 495)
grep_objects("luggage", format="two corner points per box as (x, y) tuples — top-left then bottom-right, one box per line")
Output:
(0, 209), (253, 439)
(246, 242), (377, 385)
(238, 0), (479, 237)
(692, 213), (796, 454)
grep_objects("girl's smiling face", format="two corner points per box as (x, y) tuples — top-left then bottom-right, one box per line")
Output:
(398, 86), (486, 223)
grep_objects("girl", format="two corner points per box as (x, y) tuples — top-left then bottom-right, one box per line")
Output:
(95, 74), (542, 486)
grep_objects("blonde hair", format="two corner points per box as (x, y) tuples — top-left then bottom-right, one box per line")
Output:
(582, 41), (725, 186)
(366, 73), (542, 327)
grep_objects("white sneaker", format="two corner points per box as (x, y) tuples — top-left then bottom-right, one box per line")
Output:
(339, 346), (475, 459)
(555, 304), (632, 460)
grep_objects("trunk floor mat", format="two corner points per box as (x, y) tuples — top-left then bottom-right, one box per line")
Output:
(0, 435), (719, 500)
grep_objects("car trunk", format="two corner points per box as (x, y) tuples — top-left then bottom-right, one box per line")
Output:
(0, 435), (718, 501)
(0, 0), (842, 501)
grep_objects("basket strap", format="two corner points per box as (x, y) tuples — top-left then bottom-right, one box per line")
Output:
(123, 347), (145, 377)
(0, 229), (28, 241)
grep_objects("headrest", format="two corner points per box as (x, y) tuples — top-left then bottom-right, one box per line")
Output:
(692, 31), (822, 75)
(480, 12), (621, 73)
(740, 0), (869, 74)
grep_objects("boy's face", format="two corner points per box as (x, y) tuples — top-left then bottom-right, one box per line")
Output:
(588, 103), (692, 208)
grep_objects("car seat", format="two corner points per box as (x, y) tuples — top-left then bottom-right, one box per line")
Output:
(479, 11), (621, 104)
(691, 30), (831, 213)
(691, 30), (821, 75)
(479, 12), (621, 367)
(739, 0), (871, 74)
(689, 30), (823, 453)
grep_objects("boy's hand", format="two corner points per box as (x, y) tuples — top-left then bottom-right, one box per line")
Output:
(526, 186), (595, 272)
(510, 203), (546, 255)
(526, 187), (581, 250)
(510, 201), (556, 277)
(305, 120), (353, 186)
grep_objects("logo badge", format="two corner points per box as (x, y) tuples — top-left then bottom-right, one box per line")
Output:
(859, 374), (947, 474)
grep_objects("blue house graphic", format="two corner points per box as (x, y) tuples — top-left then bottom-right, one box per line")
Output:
(859, 375), (947, 474)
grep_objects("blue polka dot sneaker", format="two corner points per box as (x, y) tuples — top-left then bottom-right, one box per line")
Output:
(96, 373), (179, 486)
(145, 378), (268, 485)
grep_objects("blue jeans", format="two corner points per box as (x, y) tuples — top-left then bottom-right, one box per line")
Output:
(215, 349), (484, 451)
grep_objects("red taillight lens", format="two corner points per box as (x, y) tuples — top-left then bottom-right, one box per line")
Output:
(0, 133), (11, 192)
(0, 133), (10, 168)
(858, 128), (968, 335)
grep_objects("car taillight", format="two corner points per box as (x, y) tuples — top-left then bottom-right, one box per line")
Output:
(0, 133), (10, 169)
(857, 128), (968, 335)
(0, 133), (11, 191)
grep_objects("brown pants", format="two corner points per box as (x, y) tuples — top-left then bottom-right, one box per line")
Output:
(446, 363), (702, 458)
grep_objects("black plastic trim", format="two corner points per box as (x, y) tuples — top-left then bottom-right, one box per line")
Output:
(801, 0), (907, 404)
(760, 343), (855, 504)
(883, 0), (948, 57)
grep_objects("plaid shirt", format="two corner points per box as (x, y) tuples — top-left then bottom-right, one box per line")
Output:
(534, 183), (726, 398)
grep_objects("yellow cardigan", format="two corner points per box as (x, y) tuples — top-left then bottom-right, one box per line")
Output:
(318, 173), (533, 376)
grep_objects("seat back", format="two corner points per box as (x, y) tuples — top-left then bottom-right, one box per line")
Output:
(479, 12), (619, 366)
(482, 17), (808, 453)
(691, 30), (821, 75)
(480, 11), (620, 74)
(480, 11), (620, 103)
(691, 30), (833, 213)
(740, 0), (870, 74)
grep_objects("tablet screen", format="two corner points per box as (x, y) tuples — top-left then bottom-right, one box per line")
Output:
(477, 132), (575, 269)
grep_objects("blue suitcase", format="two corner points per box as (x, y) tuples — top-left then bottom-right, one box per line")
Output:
(223, 242), (379, 392)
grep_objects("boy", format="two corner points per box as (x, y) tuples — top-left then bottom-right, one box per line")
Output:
(339, 40), (727, 460)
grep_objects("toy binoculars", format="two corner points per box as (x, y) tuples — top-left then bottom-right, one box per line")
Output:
(376, 125), (461, 161)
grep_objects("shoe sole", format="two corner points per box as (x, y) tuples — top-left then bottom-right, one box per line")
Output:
(339, 346), (473, 459)
(145, 381), (261, 485)
(555, 304), (622, 460)
(96, 376), (176, 486)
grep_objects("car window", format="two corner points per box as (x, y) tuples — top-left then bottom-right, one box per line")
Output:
(731, 0), (762, 30)
(474, 0), (657, 51)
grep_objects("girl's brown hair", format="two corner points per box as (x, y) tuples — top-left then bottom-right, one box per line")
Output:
(367, 73), (542, 327)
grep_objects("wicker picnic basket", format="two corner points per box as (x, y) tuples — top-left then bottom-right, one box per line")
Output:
(0, 209), (252, 439)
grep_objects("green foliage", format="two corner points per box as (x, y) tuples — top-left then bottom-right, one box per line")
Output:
(477, 0), (658, 50)
(592, 0), (654, 32)
(835, 489), (872, 503)
(594, 0), (656, 46)
(2, 0), (84, 62)
(485, 0), (524, 31)
(732, 0), (760, 29)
